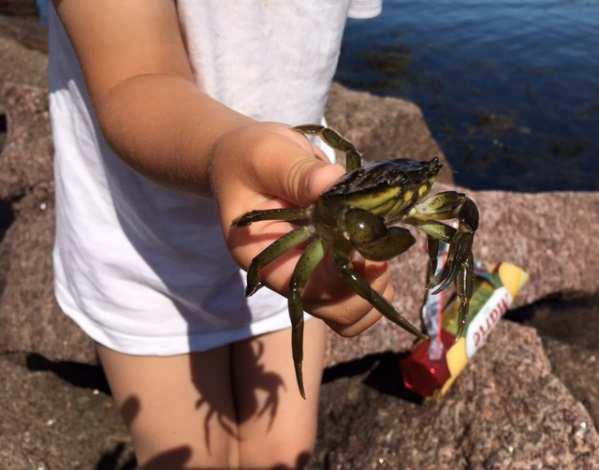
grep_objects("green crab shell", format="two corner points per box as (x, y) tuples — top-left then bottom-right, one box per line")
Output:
(314, 158), (442, 224)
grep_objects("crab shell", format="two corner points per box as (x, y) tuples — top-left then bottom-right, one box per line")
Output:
(313, 157), (444, 230)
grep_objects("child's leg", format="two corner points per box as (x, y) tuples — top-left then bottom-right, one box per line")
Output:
(232, 318), (326, 468)
(97, 344), (240, 469)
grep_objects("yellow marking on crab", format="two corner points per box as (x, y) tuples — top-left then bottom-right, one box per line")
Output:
(403, 190), (414, 202)
(371, 198), (398, 215)
(418, 184), (430, 197)
(348, 186), (401, 211)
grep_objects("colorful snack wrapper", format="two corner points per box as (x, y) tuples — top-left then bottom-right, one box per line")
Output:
(400, 257), (529, 398)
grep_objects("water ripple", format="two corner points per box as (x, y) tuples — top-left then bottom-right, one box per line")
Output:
(336, 0), (599, 190)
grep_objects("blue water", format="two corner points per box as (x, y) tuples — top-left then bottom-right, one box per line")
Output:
(337, 0), (599, 191)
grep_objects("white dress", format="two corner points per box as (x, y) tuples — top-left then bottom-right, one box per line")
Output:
(48, 0), (382, 355)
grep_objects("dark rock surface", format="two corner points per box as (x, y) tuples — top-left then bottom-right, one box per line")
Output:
(0, 83), (52, 200)
(0, 353), (132, 470)
(0, 0), (38, 18)
(0, 13), (47, 55)
(0, 83), (96, 363)
(0, 14), (47, 111)
(0, 193), (96, 363)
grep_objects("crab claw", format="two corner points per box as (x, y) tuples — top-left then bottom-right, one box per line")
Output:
(429, 195), (478, 294)
(429, 230), (474, 294)
(455, 255), (475, 336)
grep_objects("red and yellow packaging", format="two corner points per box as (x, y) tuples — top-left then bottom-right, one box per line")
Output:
(400, 261), (529, 398)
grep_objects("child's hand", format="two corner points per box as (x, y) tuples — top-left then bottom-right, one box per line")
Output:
(211, 122), (394, 337)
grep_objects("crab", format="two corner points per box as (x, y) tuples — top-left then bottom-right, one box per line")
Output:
(232, 124), (479, 398)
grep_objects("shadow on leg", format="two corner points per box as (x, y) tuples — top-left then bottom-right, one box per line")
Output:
(231, 320), (325, 469)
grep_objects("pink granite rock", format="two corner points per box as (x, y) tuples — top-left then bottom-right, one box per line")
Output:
(316, 321), (599, 469)
(0, 83), (52, 199)
(0, 13), (47, 55)
(0, 83), (95, 363)
(0, 16), (47, 101)
(0, 192), (95, 363)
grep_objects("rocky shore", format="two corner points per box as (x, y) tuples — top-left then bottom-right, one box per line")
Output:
(1, 8), (598, 469)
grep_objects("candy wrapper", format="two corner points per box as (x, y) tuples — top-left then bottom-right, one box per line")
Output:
(400, 247), (529, 398)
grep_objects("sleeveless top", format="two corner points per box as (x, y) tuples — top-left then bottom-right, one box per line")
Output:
(48, 0), (381, 355)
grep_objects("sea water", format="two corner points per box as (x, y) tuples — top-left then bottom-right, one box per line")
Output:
(337, 0), (599, 191)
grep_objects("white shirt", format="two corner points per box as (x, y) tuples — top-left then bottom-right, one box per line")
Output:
(49, 0), (382, 355)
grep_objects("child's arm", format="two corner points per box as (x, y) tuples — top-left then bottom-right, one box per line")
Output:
(55, 0), (253, 193)
(55, 0), (393, 336)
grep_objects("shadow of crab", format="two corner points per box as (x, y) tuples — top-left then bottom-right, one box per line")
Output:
(194, 339), (285, 450)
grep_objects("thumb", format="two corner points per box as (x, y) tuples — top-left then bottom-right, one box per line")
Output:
(263, 153), (346, 207)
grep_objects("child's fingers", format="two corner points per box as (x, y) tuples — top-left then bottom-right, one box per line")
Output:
(242, 134), (345, 207)
(303, 258), (393, 331)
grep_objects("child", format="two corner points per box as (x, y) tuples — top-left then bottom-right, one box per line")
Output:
(50, 1), (387, 468)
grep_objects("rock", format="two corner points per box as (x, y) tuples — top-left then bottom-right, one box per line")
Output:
(516, 293), (599, 352)
(508, 293), (599, 428)
(543, 336), (599, 431)
(0, 83), (52, 200)
(313, 321), (599, 469)
(0, 194), (96, 363)
(0, 16), (47, 105)
(0, 1), (38, 17)
(0, 353), (132, 469)
(470, 190), (599, 306)
(0, 81), (95, 362)
(326, 83), (454, 184)
(0, 14), (47, 55)
(0, 82), (96, 363)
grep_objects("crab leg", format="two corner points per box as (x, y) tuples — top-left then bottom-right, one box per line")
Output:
(408, 191), (479, 293)
(232, 207), (311, 227)
(332, 248), (428, 341)
(430, 231), (474, 294)
(293, 124), (362, 172)
(288, 238), (326, 399)
(412, 220), (456, 276)
(245, 226), (315, 296)
(408, 219), (475, 336)
(454, 254), (474, 336)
